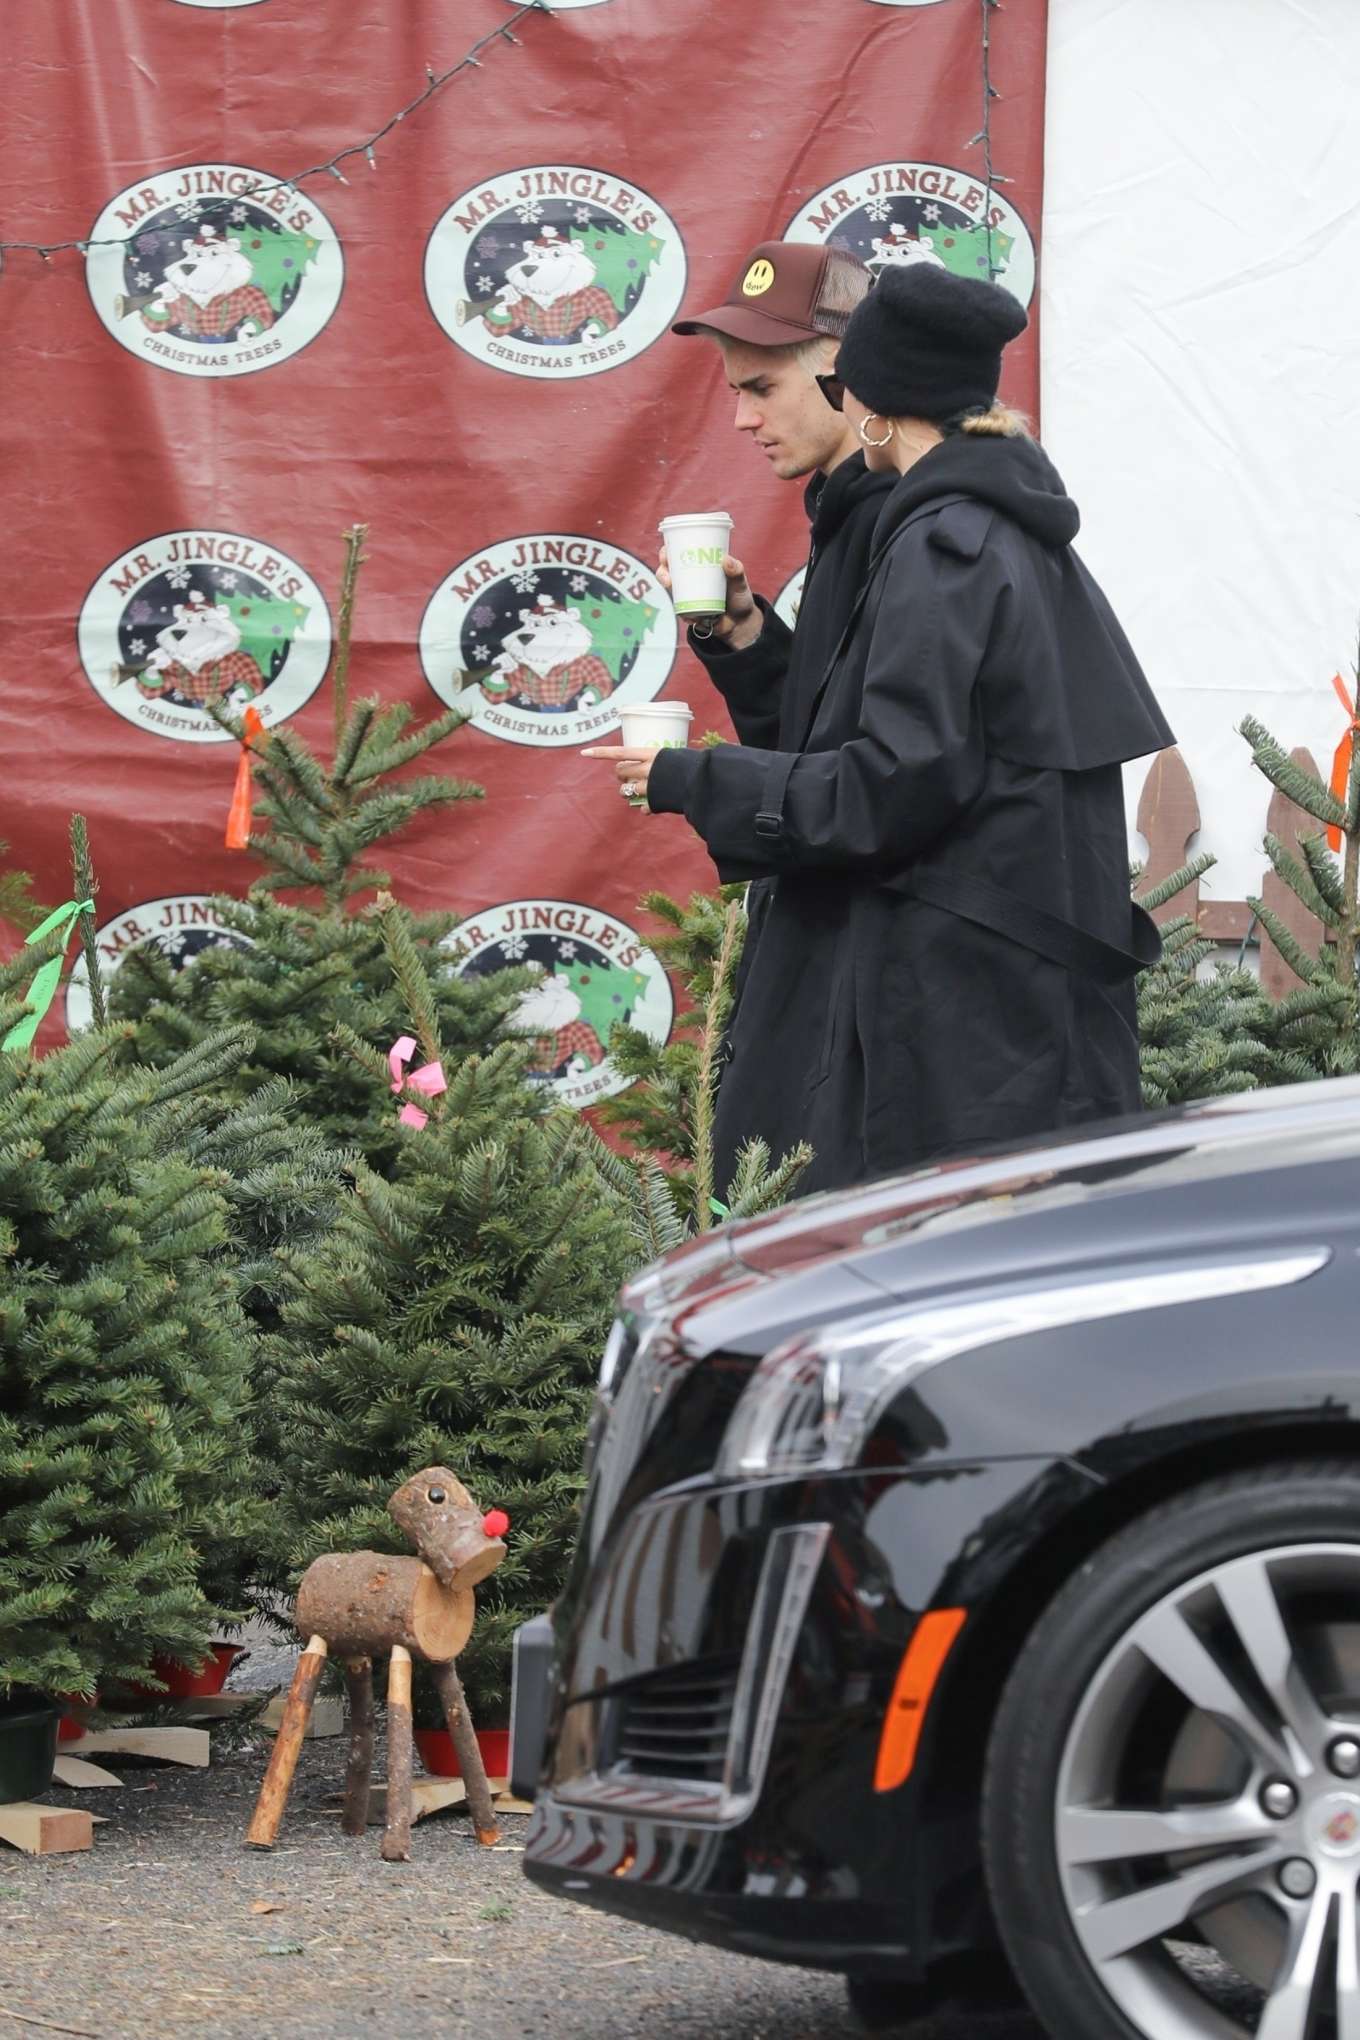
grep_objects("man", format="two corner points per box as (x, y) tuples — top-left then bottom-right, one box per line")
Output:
(665, 239), (883, 754)
(655, 240), (891, 1192)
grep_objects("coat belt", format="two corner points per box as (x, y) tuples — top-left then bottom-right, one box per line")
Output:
(884, 867), (1162, 985)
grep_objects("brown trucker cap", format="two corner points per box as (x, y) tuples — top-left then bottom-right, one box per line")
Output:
(671, 240), (858, 347)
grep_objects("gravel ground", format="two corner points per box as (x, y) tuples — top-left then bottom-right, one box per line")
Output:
(2, 1642), (1259, 2039)
(0, 1695), (1044, 2040)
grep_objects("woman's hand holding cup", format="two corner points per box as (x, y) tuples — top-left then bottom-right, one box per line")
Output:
(583, 700), (695, 808)
(581, 742), (665, 805)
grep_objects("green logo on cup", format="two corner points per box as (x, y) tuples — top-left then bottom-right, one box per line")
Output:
(683, 545), (724, 567)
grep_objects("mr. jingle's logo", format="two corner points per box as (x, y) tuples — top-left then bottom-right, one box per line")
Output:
(76, 530), (332, 744)
(786, 163), (1035, 308)
(66, 897), (252, 1033)
(420, 535), (676, 748)
(444, 900), (674, 1110)
(425, 166), (686, 378)
(86, 165), (343, 377)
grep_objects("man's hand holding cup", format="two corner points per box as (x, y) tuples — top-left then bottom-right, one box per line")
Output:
(657, 549), (762, 651)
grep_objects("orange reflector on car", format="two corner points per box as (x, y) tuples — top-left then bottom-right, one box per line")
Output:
(874, 1607), (968, 1793)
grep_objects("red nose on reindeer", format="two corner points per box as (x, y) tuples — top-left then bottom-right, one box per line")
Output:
(482, 1509), (510, 1539)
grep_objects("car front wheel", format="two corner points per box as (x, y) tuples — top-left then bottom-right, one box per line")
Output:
(983, 1462), (1360, 2039)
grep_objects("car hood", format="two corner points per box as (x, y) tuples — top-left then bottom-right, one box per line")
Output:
(630, 1079), (1360, 1357)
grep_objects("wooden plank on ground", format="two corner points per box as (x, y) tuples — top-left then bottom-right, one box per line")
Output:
(260, 1692), (344, 1740)
(0, 1802), (93, 1855)
(51, 1754), (124, 1789)
(328, 1777), (528, 1827)
(63, 1726), (209, 1769)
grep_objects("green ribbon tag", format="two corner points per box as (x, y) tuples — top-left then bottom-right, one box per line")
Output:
(2, 899), (94, 1052)
(708, 1196), (730, 1219)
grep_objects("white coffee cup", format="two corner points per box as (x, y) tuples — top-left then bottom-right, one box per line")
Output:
(616, 701), (694, 805)
(617, 701), (694, 749)
(658, 513), (734, 618)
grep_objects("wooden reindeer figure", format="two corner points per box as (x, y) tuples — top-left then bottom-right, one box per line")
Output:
(246, 1467), (509, 1862)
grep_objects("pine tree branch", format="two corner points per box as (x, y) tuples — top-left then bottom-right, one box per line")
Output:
(1133, 852), (1216, 914)
(343, 710), (472, 788)
(693, 900), (742, 1229)
(331, 698), (379, 784)
(1247, 897), (1322, 983)
(332, 525), (368, 762)
(1262, 833), (1343, 929)
(68, 816), (108, 1032)
(372, 894), (443, 1071)
(1239, 715), (1348, 828)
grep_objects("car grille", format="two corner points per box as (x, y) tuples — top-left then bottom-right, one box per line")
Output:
(612, 1657), (741, 1783)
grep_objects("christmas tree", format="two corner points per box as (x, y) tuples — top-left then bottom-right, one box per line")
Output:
(264, 899), (639, 1720)
(113, 527), (536, 1179)
(0, 1043), (267, 1699)
(0, 841), (45, 941)
(1236, 711), (1360, 1074)
(1136, 692), (1360, 1107)
(570, 216), (666, 320)
(0, 826), (288, 1700)
(1133, 855), (1302, 1106)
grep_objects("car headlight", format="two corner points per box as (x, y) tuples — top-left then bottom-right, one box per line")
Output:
(714, 1252), (1330, 1482)
(583, 1311), (653, 1481)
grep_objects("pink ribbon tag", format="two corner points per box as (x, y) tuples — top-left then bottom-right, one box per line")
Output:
(388, 1034), (447, 1130)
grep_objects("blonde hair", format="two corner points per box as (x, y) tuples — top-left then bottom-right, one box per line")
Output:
(953, 400), (1033, 439)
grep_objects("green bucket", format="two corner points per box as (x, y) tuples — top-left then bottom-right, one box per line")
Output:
(0, 1705), (59, 1805)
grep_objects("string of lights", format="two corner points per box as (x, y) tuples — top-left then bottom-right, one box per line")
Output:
(969, 0), (1010, 282)
(0, 0), (551, 272)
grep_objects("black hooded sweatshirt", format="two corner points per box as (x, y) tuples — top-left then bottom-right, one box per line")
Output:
(649, 429), (1175, 1195)
(687, 451), (895, 753)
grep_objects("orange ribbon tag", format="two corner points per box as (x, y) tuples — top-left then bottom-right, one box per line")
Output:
(225, 705), (266, 850)
(1327, 672), (1357, 853)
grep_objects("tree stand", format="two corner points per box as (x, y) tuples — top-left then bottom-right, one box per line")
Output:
(245, 1467), (508, 1860)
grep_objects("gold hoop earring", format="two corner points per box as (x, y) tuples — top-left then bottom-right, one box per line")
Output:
(858, 414), (895, 449)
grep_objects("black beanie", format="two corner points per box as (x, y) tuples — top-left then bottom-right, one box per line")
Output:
(836, 262), (1028, 422)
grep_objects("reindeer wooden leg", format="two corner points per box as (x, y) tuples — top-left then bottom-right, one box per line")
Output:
(380, 1644), (414, 1863)
(246, 1635), (327, 1848)
(432, 1658), (501, 1846)
(341, 1656), (374, 1838)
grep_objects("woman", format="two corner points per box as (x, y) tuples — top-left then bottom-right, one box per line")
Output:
(588, 263), (1174, 1195)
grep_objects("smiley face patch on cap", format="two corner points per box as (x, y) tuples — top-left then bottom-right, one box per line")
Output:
(741, 258), (775, 297)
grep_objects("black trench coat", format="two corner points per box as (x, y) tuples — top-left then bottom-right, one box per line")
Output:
(648, 431), (1175, 1196)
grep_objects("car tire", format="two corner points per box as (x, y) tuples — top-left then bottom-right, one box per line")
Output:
(982, 1461), (1360, 2040)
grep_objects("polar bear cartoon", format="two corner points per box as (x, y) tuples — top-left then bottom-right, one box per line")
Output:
(513, 970), (606, 1079)
(483, 225), (620, 344)
(142, 225), (275, 343)
(866, 222), (946, 274)
(138, 589), (265, 707)
(483, 594), (614, 712)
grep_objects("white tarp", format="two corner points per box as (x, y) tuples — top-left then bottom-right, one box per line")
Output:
(1042, 0), (1360, 898)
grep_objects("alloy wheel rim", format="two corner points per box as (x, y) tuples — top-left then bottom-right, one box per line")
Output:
(1053, 1541), (1360, 2038)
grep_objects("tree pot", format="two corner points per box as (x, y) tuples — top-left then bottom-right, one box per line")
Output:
(0, 1705), (59, 1805)
(414, 1726), (511, 1780)
(122, 1643), (247, 1702)
(56, 1693), (98, 1744)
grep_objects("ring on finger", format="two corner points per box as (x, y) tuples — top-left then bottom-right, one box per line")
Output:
(620, 780), (638, 799)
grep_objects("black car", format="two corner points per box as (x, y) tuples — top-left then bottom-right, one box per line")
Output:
(514, 1079), (1360, 2039)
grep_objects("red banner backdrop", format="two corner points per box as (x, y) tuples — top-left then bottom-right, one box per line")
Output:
(0, 0), (1047, 1093)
